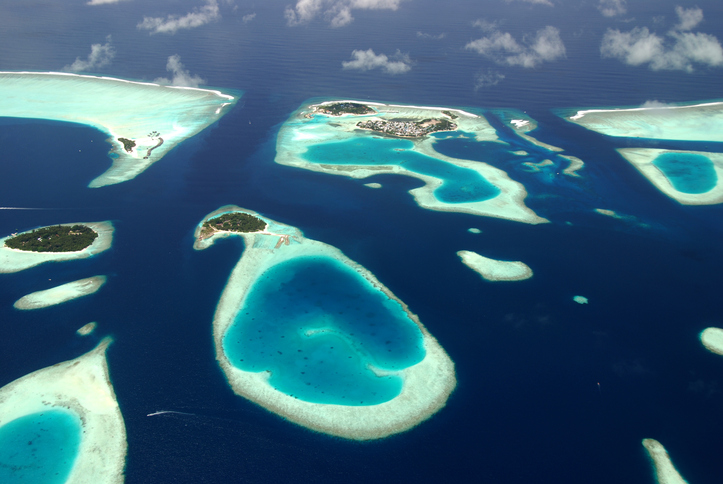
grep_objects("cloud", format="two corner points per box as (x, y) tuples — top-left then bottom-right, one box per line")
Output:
(506, 0), (553, 6)
(242, 13), (256, 23)
(63, 36), (115, 72)
(674, 6), (703, 31)
(417, 31), (445, 40)
(138, 0), (220, 34)
(598, 0), (626, 17)
(600, 8), (723, 72)
(474, 70), (505, 90)
(87, 0), (127, 4)
(342, 49), (411, 74)
(472, 19), (499, 33)
(465, 26), (566, 68)
(640, 100), (670, 108)
(153, 55), (206, 87)
(285, 0), (403, 28)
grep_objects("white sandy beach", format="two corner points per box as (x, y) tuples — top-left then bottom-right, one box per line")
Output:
(457, 250), (532, 281)
(0, 338), (127, 484)
(0, 221), (114, 273)
(195, 205), (456, 440)
(0, 72), (237, 187)
(14, 275), (107, 310)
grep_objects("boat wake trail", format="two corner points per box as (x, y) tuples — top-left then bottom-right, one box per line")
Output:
(146, 410), (197, 417)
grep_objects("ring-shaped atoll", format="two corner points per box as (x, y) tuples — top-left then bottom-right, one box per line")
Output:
(195, 205), (456, 440)
(617, 149), (723, 205)
(275, 100), (547, 224)
(0, 338), (126, 484)
(0, 72), (238, 187)
(0, 221), (114, 273)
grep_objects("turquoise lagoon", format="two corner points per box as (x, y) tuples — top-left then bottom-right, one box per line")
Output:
(223, 256), (426, 405)
(0, 410), (81, 484)
(302, 137), (501, 204)
(651, 153), (717, 194)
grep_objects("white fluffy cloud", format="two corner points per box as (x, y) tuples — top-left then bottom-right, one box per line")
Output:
(153, 55), (206, 87)
(87, 0), (127, 4)
(138, 0), (220, 34)
(674, 6), (703, 31)
(506, 0), (553, 6)
(342, 49), (411, 74)
(600, 7), (723, 72)
(63, 36), (115, 72)
(598, 0), (626, 17)
(465, 26), (566, 68)
(285, 0), (403, 28)
(242, 13), (256, 23)
(417, 31), (445, 40)
(474, 70), (505, 90)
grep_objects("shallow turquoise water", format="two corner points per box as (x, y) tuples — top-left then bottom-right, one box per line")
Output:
(302, 137), (501, 203)
(223, 256), (426, 405)
(0, 410), (81, 484)
(651, 153), (717, 194)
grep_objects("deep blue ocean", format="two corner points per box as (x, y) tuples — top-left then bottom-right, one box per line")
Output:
(1, 0), (723, 482)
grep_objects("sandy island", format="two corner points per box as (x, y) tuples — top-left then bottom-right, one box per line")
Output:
(0, 72), (238, 187)
(642, 439), (689, 484)
(195, 205), (456, 440)
(14, 275), (106, 310)
(457, 250), (532, 282)
(0, 221), (113, 273)
(617, 148), (723, 205)
(276, 100), (547, 225)
(0, 338), (126, 483)
(700, 327), (723, 356)
(562, 101), (723, 142)
(77, 322), (98, 336)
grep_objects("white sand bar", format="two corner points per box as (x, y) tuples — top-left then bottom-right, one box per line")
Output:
(457, 250), (532, 282)
(700, 327), (723, 356)
(0, 221), (113, 273)
(499, 110), (564, 152)
(564, 101), (723, 141)
(0, 72), (238, 187)
(14, 275), (106, 310)
(0, 338), (127, 484)
(642, 439), (689, 484)
(617, 149), (723, 205)
(275, 100), (547, 224)
(77, 322), (97, 336)
(195, 205), (456, 440)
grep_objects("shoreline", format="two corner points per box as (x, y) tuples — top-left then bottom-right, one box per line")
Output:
(196, 205), (456, 440)
(0, 221), (114, 273)
(14, 275), (107, 310)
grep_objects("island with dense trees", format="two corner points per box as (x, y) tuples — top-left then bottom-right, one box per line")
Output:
(4, 224), (98, 252)
(198, 212), (266, 240)
(117, 138), (136, 153)
(315, 102), (375, 116)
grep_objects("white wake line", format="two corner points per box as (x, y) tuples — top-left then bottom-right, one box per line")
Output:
(147, 410), (196, 417)
(0, 207), (56, 210)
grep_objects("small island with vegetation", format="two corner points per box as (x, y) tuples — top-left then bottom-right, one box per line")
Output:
(198, 212), (266, 240)
(117, 138), (136, 153)
(315, 102), (375, 116)
(4, 224), (98, 253)
(356, 117), (457, 138)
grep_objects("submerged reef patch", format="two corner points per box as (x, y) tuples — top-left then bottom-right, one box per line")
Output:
(0, 338), (126, 484)
(195, 205), (456, 440)
(0, 72), (238, 187)
(0, 221), (113, 273)
(700, 327), (723, 356)
(457, 250), (532, 281)
(642, 439), (689, 484)
(14, 275), (107, 310)
(275, 100), (546, 224)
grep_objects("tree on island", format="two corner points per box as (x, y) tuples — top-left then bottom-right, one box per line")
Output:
(317, 102), (375, 116)
(5, 225), (98, 252)
(200, 212), (266, 238)
(118, 138), (136, 153)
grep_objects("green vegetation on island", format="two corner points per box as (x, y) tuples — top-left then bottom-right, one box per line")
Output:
(356, 117), (457, 138)
(316, 102), (375, 116)
(200, 212), (266, 239)
(117, 138), (136, 153)
(5, 225), (98, 252)
(441, 110), (458, 119)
